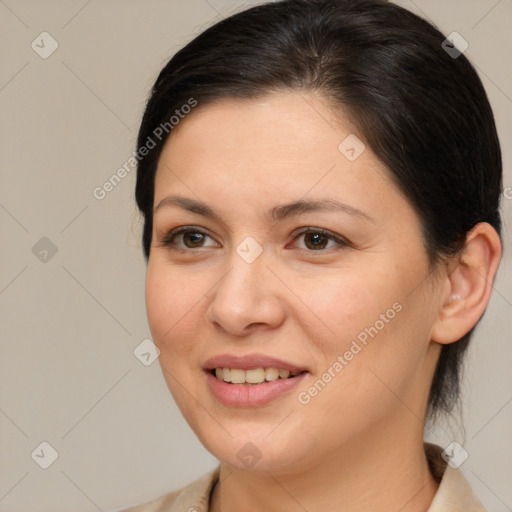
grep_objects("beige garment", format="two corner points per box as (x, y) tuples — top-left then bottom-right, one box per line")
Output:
(121, 443), (486, 512)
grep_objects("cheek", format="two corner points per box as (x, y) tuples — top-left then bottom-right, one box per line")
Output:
(145, 260), (200, 359)
(145, 261), (206, 415)
(145, 264), (171, 341)
(301, 266), (423, 392)
(305, 267), (396, 347)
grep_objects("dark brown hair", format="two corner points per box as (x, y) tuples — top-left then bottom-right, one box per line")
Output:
(135, 0), (502, 417)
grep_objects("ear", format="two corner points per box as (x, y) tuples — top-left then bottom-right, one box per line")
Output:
(431, 222), (502, 344)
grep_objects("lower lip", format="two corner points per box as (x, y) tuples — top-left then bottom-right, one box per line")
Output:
(205, 371), (307, 407)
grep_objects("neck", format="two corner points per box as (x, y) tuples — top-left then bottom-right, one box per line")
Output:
(210, 422), (439, 512)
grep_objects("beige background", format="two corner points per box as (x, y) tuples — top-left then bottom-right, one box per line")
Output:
(0, 1), (511, 511)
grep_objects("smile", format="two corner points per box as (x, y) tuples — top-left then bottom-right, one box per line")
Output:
(203, 353), (309, 406)
(213, 367), (303, 384)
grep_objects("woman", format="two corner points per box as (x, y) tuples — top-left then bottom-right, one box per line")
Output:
(123, 0), (502, 510)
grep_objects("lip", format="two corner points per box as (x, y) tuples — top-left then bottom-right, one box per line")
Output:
(203, 353), (309, 407)
(203, 353), (308, 373)
(205, 371), (308, 407)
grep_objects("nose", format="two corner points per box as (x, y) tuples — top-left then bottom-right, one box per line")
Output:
(205, 246), (286, 336)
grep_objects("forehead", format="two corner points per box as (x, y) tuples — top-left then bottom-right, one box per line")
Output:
(157, 92), (372, 183)
(153, 92), (403, 223)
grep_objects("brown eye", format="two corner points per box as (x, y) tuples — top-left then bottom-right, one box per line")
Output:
(182, 231), (207, 248)
(291, 228), (348, 252)
(303, 232), (330, 250)
(161, 227), (217, 250)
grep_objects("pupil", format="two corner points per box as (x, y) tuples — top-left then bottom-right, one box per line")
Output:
(306, 233), (326, 250)
(185, 233), (204, 247)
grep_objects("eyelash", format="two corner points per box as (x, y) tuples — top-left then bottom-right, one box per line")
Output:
(160, 226), (350, 253)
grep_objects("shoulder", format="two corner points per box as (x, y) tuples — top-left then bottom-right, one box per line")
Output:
(119, 467), (220, 512)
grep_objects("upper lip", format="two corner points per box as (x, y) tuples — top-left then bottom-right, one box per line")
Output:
(203, 353), (308, 372)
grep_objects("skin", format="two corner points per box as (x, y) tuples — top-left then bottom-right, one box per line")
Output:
(145, 91), (501, 512)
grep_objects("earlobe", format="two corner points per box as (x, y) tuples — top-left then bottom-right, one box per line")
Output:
(431, 222), (502, 344)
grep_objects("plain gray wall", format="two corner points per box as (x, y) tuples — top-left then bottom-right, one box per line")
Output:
(1, 1), (511, 511)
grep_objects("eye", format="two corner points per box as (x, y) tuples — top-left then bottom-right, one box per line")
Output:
(290, 227), (349, 251)
(159, 226), (349, 253)
(160, 226), (217, 250)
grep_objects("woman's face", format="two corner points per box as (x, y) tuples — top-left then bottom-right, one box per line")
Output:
(146, 92), (443, 473)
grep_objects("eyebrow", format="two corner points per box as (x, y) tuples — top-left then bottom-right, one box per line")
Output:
(154, 196), (373, 223)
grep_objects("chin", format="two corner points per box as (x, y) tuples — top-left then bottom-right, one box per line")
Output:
(191, 423), (310, 474)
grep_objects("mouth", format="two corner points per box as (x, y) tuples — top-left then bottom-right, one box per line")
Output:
(210, 367), (306, 384)
(203, 354), (309, 406)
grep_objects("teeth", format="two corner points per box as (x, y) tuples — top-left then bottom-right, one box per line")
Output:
(265, 367), (279, 381)
(213, 367), (301, 384)
(230, 369), (245, 384)
(247, 368), (266, 383)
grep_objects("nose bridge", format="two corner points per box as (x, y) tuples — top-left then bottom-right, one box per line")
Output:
(218, 238), (269, 305)
(206, 237), (284, 333)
